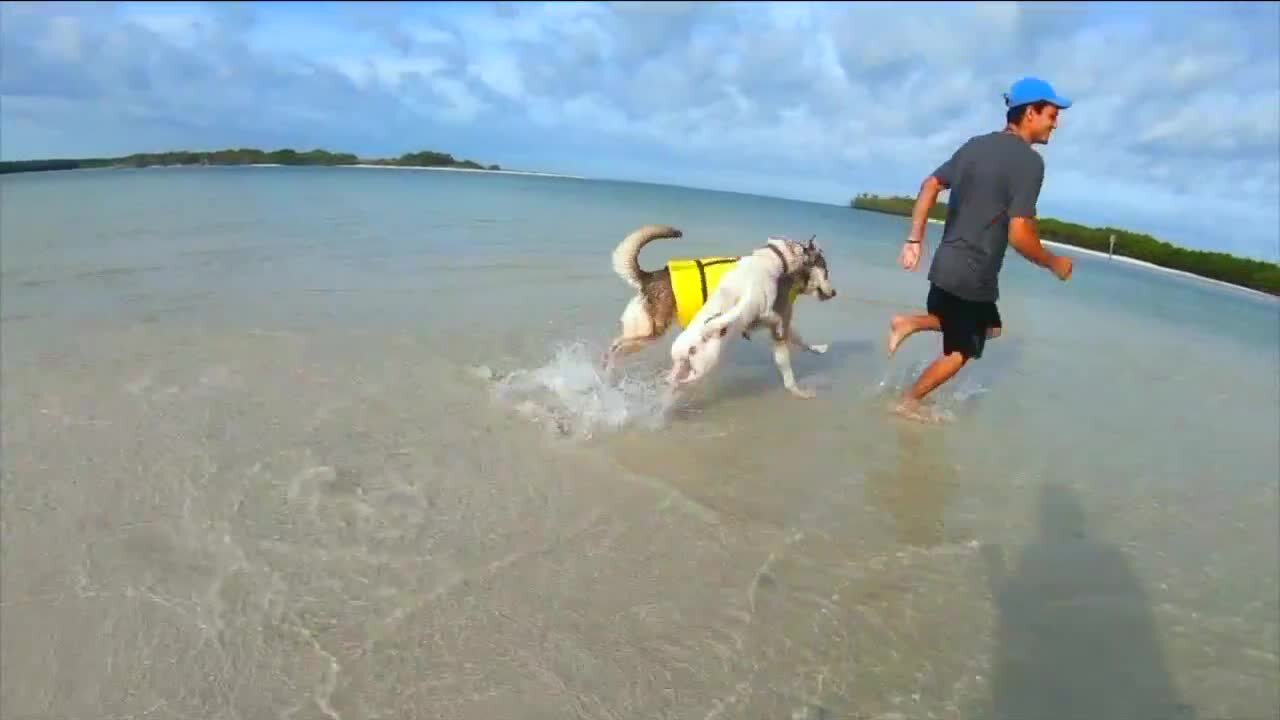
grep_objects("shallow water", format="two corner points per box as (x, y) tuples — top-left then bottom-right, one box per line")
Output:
(2, 166), (1277, 719)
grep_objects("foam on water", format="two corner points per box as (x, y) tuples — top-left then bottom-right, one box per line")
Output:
(478, 339), (676, 440)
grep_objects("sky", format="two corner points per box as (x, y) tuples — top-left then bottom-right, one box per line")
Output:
(2, 1), (1278, 262)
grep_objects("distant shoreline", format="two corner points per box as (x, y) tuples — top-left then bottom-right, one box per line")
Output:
(30, 162), (586, 180)
(0, 147), (587, 181)
(0, 146), (517, 176)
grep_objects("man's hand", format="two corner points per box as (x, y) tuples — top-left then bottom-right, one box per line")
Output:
(899, 174), (944, 272)
(1050, 255), (1073, 281)
(899, 237), (924, 271)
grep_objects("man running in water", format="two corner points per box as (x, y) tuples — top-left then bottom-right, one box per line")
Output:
(888, 77), (1076, 419)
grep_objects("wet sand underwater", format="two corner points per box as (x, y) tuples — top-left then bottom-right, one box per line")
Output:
(2, 167), (1277, 719)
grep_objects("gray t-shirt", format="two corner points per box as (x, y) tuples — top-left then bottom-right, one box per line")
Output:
(927, 130), (1045, 303)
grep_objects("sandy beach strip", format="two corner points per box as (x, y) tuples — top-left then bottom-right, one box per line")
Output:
(1042, 239), (1276, 301)
(347, 163), (585, 180)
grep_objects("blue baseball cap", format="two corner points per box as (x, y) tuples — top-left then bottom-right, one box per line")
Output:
(1003, 76), (1072, 109)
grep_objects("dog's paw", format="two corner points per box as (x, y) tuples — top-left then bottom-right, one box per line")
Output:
(809, 343), (829, 355)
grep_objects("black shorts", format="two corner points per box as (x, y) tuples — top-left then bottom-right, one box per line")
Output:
(926, 283), (1002, 360)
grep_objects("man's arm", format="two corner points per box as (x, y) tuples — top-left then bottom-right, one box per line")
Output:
(908, 146), (960, 243)
(899, 175), (943, 271)
(1008, 217), (1055, 268)
(907, 175), (946, 244)
(899, 148), (959, 271)
(1007, 154), (1072, 280)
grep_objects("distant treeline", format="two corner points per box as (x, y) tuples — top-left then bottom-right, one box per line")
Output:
(0, 148), (501, 174)
(851, 193), (1280, 296)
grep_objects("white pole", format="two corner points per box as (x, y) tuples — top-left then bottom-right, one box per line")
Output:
(1108, 234), (1116, 259)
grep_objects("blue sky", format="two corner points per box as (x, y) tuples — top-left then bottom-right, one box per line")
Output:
(3, 1), (1278, 261)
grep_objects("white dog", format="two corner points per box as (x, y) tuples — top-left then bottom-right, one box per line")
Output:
(666, 235), (817, 392)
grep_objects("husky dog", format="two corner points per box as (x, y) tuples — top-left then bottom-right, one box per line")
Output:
(739, 243), (837, 398)
(602, 224), (836, 398)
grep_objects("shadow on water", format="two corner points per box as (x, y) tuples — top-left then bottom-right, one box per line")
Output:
(970, 483), (1197, 720)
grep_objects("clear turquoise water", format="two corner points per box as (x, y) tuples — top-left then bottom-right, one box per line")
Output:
(3, 166), (1277, 719)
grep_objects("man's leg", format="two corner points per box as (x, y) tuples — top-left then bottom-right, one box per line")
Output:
(895, 350), (968, 420)
(905, 351), (968, 402)
(985, 302), (1003, 341)
(887, 313), (940, 355)
(889, 284), (953, 356)
(895, 285), (985, 417)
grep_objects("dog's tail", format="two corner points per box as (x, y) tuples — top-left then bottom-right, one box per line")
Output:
(611, 224), (683, 290)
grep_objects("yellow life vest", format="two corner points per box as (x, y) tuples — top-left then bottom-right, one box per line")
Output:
(667, 256), (804, 329)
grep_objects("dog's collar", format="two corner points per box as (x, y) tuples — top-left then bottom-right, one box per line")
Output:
(765, 242), (790, 274)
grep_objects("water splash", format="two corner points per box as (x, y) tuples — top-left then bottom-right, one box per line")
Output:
(477, 340), (675, 440)
(870, 357), (990, 424)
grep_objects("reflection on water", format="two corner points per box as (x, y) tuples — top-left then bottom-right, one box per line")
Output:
(865, 420), (955, 548)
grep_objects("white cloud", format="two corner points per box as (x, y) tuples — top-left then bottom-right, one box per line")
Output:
(39, 16), (83, 62)
(468, 52), (525, 101)
(125, 10), (207, 48)
(427, 76), (488, 124)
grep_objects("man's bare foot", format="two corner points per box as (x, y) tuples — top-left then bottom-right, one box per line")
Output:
(894, 397), (922, 420)
(888, 315), (914, 356)
(892, 398), (953, 424)
(893, 397), (934, 422)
